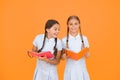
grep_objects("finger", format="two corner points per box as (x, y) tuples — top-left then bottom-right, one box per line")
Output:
(39, 57), (43, 60)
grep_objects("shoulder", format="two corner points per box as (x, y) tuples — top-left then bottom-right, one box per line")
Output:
(34, 34), (44, 39)
(61, 36), (67, 42)
(82, 35), (89, 42)
(82, 35), (87, 39)
(57, 38), (61, 41)
(56, 38), (62, 44)
(82, 35), (88, 40)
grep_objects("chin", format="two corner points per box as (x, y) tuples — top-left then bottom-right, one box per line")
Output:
(71, 31), (77, 33)
(53, 35), (57, 38)
(54, 36), (57, 38)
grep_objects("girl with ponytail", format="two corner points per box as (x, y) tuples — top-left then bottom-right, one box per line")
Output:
(61, 15), (90, 80)
(31, 19), (62, 80)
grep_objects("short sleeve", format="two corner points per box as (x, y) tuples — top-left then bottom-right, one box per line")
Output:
(61, 38), (66, 49)
(83, 36), (90, 48)
(32, 34), (45, 50)
(33, 35), (40, 47)
(56, 39), (62, 51)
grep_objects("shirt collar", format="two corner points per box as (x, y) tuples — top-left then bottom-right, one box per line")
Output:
(69, 33), (80, 39)
(46, 37), (54, 42)
(44, 34), (55, 42)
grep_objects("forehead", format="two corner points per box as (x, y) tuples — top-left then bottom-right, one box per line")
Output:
(68, 18), (79, 23)
(52, 23), (60, 27)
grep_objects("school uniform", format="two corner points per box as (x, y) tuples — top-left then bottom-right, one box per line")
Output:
(33, 34), (62, 80)
(62, 34), (90, 80)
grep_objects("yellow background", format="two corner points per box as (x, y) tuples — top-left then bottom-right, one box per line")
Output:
(0, 0), (120, 80)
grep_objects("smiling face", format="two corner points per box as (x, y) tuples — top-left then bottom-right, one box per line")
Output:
(68, 18), (80, 34)
(46, 23), (60, 38)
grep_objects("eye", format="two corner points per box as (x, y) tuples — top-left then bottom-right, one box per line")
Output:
(75, 22), (78, 25)
(54, 28), (57, 31)
(69, 23), (73, 26)
(54, 27), (59, 31)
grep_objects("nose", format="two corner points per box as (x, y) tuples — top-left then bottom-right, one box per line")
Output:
(71, 24), (75, 27)
(56, 29), (60, 34)
(57, 30), (60, 33)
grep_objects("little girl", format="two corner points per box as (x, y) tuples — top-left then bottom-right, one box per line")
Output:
(31, 19), (62, 80)
(61, 15), (90, 80)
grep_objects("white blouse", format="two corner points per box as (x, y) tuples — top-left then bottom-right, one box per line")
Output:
(62, 34), (89, 53)
(33, 34), (62, 53)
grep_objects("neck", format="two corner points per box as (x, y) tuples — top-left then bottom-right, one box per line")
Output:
(70, 32), (78, 37)
(46, 33), (53, 39)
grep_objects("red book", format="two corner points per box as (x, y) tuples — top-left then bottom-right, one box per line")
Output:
(28, 50), (54, 58)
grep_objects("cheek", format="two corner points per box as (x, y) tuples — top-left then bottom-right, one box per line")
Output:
(51, 31), (54, 34)
(76, 26), (79, 30)
(48, 30), (53, 34)
(74, 25), (79, 29)
(69, 26), (72, 29)
(51, 30), (56, 34)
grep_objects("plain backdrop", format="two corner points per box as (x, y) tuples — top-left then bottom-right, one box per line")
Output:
(0, 0), (120, 80)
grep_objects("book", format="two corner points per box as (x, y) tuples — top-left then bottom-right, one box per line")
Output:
(28, 50), (54, 58)
(65, 47), (89, 60)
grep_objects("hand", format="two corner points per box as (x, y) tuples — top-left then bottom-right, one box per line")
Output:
(61, 49), (66, 54)
(61, 49), (69, 60)
(61, 53), (67, 59)
(37, 55), (49, 62)
(81, 43), (85, 49)
(84, 52), (90, 58)
(27, 50), (33, 58)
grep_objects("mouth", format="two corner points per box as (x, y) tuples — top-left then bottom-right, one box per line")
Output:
(71, 29), (77, 32)
(54, 33), (58, 37)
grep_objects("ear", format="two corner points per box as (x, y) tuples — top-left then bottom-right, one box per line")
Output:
(46, 28), (50, 33)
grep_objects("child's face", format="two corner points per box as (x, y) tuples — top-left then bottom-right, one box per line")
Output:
(46, 23), (60, 38)
(68, 18), (80, 33)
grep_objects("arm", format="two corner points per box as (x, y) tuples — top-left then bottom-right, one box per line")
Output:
(61, 38), (68, 60)
(61, 49), (67, 60)
(27, 45), (38, 57)
(83, 36), (90, 58)
(85, 52), (90, 58)
(32, 45), (38, 52)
